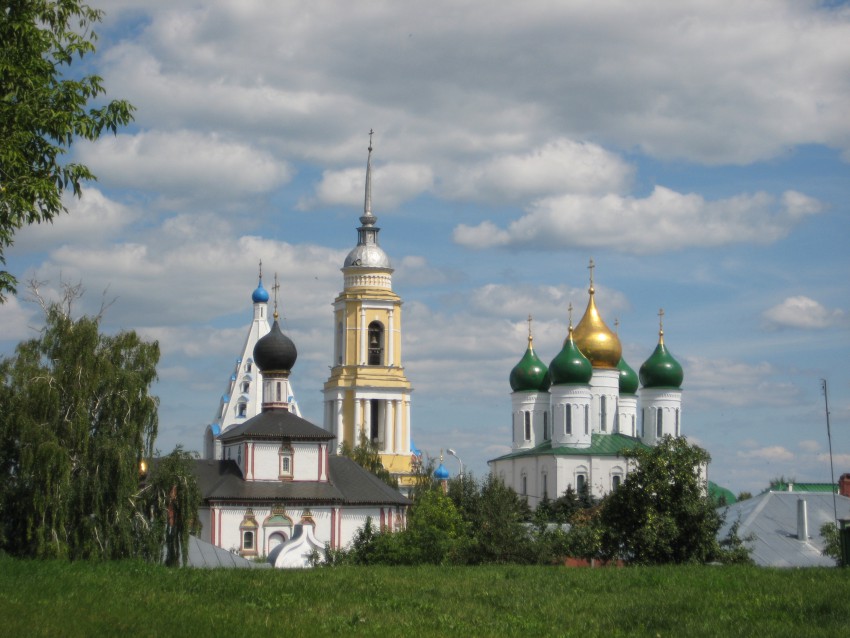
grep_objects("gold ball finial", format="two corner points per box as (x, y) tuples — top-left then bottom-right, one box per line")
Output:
(658, 308), (665, 343)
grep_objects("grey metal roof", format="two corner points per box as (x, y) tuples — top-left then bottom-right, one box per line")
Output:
(185, 535), (267, 569)
(717, 491), (850, 567)
(192, 457), (409, 507)
(219, 408), (335, 442)
(328, 456), (410, 506)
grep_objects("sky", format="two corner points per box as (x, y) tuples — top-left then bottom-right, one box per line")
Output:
(3, 0), (850, 495)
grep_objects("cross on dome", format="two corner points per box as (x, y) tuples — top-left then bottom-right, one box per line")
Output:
(273, 273), (281, 320)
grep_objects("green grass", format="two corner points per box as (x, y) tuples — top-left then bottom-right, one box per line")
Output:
(0, 557), (847, 636)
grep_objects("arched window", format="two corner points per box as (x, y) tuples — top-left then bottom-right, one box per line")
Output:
(656, 409), (663, 437)
(675, 409), (680, 436)
(565, 405), (572, 435)
(601, 396), (607, 432)
(543, 411), (549, 440)
(246, 360), (253, 373)
(584, 405), (589, 435)
(368, 321), (384, 365)
(524, 412), (531, 441)
(576, 473), (587, 494)
(239, 509), (259, 557)
(370, 399), (380, 442)
(237, 402), (247, 418)
(542, 471), (548, 500)
(279, 444), (293, 479)
(241, 381), (250, 393)
(521, 472), (528, 497)
(612, 475), (621, 490)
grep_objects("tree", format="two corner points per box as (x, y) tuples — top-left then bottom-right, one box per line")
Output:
(142, 446), (202, 567)
(820, 522), (844, 567)
(339, 432), (398, 489)
(0, 287), (196, 563)
(599, 436), (724, 564)
(462, 473), (533, 564)
(0, 1), (135, 299)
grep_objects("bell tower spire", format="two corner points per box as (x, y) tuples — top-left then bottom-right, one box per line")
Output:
(324, 132), (416, 495)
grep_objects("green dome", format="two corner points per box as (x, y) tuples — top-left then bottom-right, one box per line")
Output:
(509, 338), (550, 392)
(639, 333), (683, 389)
(549, 328), (592, 386)
(617, 356), (639, 394)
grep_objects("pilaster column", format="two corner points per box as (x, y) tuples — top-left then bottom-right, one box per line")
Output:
(359, 308), (366, 365)
(354, 397), (362, 444)
(394, 400), (403, 453)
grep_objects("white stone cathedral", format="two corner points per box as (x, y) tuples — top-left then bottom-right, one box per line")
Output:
(488, 262), (684, 504)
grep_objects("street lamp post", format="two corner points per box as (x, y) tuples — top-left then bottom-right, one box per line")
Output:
(447, 448), (463, 479)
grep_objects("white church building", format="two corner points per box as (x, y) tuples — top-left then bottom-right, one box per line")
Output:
(194, 141), (411, 567)
(489, 262), (685, 505)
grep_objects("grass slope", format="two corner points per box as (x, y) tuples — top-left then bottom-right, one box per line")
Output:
(0, 558), (847, 636)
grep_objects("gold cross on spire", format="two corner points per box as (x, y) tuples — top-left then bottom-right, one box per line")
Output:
(527, 314), (533, 345)
(614, 317), (619, 334)
(258, 259), (263, 280)
(368, 128), (374, 151)
(658, 307), (665, 341)
(568, 302), (573, 327)
(273, 273), (281, 319)
(588, 257), (595, 288)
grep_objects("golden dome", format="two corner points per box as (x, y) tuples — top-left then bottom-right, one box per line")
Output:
(572, 260), (622, 369)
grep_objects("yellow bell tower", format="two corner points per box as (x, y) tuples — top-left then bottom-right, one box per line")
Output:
(323, 134), (415, 489)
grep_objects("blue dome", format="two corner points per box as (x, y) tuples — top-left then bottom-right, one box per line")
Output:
(434, 463), (450, 480)
(252, 280), (270, 303)
(210, 422), (221, 436)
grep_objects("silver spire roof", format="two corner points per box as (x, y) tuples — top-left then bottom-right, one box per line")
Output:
(344, 132), (392, 270)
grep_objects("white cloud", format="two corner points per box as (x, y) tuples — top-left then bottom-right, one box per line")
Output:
(13, 189), (138, 251)
(798, 440), (821, 453)
(0, 295), (39, 343)
(454, 187), (824, 254)
(763, 296), (845, 330)
(297, 162), (434, 210)
(96, 1), (850, 165)
(76, 130), (291, 203)
(442, 139), (633, 202)
(684, 356), (800, 408)
(737, 446), (795, 462)
(468, 283), (628, 323)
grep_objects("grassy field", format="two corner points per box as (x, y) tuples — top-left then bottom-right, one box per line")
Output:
(0, 557), (847, 637)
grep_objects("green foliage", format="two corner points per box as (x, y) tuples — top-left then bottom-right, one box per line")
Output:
(1, 559), (849, 636)
(142, 446), (202, 567)
(820, 522), (844, 567)
(716, 520), (754, 565)
(599, 436), (727, 564)
(319, 490), (468, 566)
(339, 432), (399, 489)
(0, 0), (135, 298)
(736, 491), (753, 501)
(0, 291), (197, 564)
(459, 473), (534, 564)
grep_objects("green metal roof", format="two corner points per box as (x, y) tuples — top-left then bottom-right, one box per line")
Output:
(770, 482), (837, 493)
(708, 481), (737, 505)
(489, 433), (649, 463)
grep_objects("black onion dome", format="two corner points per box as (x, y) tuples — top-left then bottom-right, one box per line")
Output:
(253, 320), (297, 373)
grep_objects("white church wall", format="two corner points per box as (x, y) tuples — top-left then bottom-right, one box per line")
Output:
(252, 442), (283, 480)
(588, 369), (619, 434)
(293, 443), (320, 481)
(618, 394), (638, 436)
